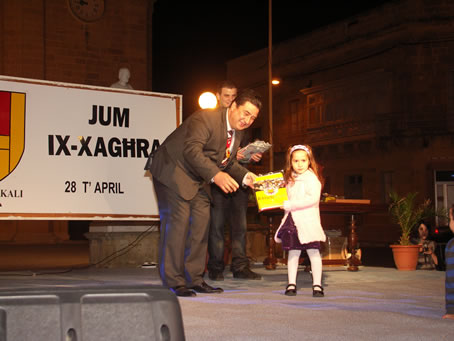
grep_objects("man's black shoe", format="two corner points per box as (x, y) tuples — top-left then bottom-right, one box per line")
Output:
(233, 268), (262, 280)
(190, 281), (223, 293)
(208, 271), (224, 281)
(172, 286), (197, 297)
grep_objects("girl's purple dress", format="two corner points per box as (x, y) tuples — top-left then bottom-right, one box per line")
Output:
(277, 212), (321, 251)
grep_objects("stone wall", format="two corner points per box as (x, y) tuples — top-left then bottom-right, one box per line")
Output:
(0, 0), (154, 89)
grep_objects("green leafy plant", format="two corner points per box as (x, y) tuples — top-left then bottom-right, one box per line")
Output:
(388, 191), (444, 246)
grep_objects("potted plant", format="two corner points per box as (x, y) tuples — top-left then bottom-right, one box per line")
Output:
(388, 191), (443, 270)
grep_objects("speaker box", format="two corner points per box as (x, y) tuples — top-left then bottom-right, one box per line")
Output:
(0, 285), (184, 341)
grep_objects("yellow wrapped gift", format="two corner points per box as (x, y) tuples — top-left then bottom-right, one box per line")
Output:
(253, 172), (288, 212)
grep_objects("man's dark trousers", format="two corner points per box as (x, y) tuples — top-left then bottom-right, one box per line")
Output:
(208, 185), (250, 273)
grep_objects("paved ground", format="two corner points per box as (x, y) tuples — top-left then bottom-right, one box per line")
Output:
(1, 264), (453, 340)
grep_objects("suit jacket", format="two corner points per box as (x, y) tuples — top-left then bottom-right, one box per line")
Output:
(146, 107), (249, 200)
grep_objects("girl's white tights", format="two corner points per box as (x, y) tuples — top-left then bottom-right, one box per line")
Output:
(287, 248), (322, 287)
(287, 250), (301, 285)
(306, 248), (323, 287)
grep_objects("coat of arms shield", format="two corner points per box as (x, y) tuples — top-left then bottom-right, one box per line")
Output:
(0, 91), (26, 181)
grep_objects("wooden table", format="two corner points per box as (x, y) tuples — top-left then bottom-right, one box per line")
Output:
(261, 201), (370, 271)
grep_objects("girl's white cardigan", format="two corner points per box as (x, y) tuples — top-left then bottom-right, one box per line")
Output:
(274, 169), (326, 245)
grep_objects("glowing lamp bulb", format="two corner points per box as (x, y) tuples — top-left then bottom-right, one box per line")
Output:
(198, 92), (217, 109)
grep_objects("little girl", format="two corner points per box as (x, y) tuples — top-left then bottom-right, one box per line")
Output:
(274, 144), (326, 297)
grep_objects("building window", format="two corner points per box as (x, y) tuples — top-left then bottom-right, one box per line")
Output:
(307, 93), (322, 126)
(434, 170), (454, 226)
(324, 88), (342, 122)
(344, 174), (362, 199)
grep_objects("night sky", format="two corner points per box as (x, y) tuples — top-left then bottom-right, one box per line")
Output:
(151, 0), (393, 115)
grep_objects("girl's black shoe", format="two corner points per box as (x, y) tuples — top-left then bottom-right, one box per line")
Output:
(285, 284), (297, 296)
(312, 285), (324, 297)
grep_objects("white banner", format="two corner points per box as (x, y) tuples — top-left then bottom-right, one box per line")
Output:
(0, 76), (181, 220)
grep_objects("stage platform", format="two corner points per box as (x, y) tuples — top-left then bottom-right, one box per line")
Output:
(0, 265), (453, 340)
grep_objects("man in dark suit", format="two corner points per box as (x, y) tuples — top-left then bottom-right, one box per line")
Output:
(208, 81), (263, 281)
(145, 89), (262, 297)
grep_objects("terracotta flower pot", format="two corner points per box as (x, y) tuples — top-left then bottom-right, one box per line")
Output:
(390, 244), (420, 271)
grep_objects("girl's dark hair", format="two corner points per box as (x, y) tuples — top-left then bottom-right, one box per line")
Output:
(283, 144), (324, 185)
(417, 220), (431, 234)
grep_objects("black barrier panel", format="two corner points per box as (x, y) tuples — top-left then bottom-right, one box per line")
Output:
(0, 285), (184, 341)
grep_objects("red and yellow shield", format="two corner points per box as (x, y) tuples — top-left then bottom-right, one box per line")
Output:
(0, 91), (26, 181)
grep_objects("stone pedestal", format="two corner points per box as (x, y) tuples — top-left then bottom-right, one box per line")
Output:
(85, 221), (160, 268)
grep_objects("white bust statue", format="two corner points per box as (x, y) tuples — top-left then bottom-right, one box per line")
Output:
(111, 68), (133, 89)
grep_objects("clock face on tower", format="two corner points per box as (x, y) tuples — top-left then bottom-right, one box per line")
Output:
(68, 0), (105, 22)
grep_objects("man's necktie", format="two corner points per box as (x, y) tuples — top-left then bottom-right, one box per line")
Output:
(221, 130), (233, 166)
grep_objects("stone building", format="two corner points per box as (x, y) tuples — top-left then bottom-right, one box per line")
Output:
(2, 0), (453, 266)
(228, 0), (454, 247)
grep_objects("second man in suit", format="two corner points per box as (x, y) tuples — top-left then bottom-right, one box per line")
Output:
(208, 81), (263, 281)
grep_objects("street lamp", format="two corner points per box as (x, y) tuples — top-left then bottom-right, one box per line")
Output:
(268, 0), (274, 171)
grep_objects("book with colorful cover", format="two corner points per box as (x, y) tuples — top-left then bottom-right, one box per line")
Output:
(253, 171), (288, 212)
